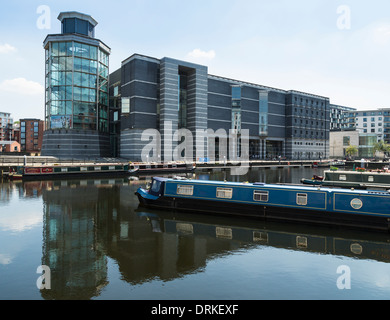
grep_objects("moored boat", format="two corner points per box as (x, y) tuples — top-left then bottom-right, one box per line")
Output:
(129, 162), (195, 174)
(17, 163), (130, 180)
(302, 169), (390, 189)
(136, 177), (390, 232)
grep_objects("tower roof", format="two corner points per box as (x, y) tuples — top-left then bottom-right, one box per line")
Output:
(57, 11), (98, 27)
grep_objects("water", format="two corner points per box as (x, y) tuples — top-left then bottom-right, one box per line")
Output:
(1, 166), (390, 300)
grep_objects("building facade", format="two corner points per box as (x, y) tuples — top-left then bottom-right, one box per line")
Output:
(20, 119), (44, 155)
(110, 54), (330, 162)
(41, 12), (111, 159)
(0, 112), (14, 142)
(330, 104), (356, 131)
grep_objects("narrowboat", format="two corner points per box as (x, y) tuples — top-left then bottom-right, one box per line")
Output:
(14, 163), (130, 180)
(301, 169), (390, 189)
(136, 177), (390, 232)
(129, 162), (195, 175)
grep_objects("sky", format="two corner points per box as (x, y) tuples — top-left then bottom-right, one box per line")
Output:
(1, 0), (390, 121)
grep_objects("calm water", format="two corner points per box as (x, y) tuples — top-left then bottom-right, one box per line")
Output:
(1, 166), (390, 300)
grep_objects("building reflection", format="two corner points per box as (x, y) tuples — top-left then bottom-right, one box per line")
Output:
(28, 176), (390, 299)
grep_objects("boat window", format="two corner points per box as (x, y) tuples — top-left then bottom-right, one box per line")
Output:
(253, 190), (269, 202)
(339, 175), (347, 181)
(296, 193), (307, 205)
(216, 187), (233, 199)
(177, 184), (194, 196)
(151, 180), (162, 193)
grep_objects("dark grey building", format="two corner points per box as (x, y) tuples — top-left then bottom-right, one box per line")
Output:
(41, 12), (111, 159)
(110, 54), (330, 161)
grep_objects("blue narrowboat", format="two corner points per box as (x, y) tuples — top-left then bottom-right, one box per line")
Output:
(136, 177), (390, 232)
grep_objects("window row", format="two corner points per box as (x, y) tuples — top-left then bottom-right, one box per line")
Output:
(175, 185), (308, 206)
(50, 41), (98, 60)
(50, 86), (97, 103)
(49, 72), (97, 88)
(48, 115), (108, 132)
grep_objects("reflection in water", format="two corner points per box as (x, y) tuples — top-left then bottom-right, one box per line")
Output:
(3, 167), (390, 299)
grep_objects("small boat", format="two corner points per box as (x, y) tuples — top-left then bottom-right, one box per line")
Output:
(302, 169), (390, 189)
(136, 177), (390, 232)
(16, 163), (130, 180)
(129, 162), (195, 175)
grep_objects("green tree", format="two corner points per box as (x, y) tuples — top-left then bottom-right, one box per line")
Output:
(373, 140), (390, 158)
(345, 144), (358, 159)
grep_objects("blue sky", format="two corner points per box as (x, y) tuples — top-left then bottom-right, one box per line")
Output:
(1, 0), (390, 121)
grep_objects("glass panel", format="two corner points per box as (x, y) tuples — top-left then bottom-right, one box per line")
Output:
(82, 43), (90, 59)
(90, 74), (97, 88)
(82, 58), (90, 73)
(74, 57), (82, 72)
(99, 92), (108, 105)
(51, 115), (72, 129)
(65, 86), (72, 100)
(81, 73), (89, 87)
(74, 86), (81, 101)
(65, 42), (73, 56)
(89, 89), (96, 103)
(90, 60), (97, 75)
(51, 57), (59, 71)
(73, 72), (82, 86)
(51, 42), (59, 57)
(259, 90), (268, 136)
(90, 46), (97, 61)
(66, 72), (72, 86)
(81, 87), (89, 101)
(232, 86), (241, 100)
(59, 42), (66, 56)
(66, 101), (72, 115)
(73, 42), (83, 57)
(121, 97), (130, 113)
(58, 72), (66, 86)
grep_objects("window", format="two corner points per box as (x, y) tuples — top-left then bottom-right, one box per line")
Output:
(216, 187), (233, 199)
(231, 86), (241, 133)
(177, 185), (194, 196)
(253, 190), (269, 202)
(121, 97), (130, 113)
(151, 180), (162, 193)
(296, 193), (307, 205)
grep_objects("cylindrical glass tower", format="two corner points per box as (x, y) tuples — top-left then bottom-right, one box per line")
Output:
(42, 12), (111, 158)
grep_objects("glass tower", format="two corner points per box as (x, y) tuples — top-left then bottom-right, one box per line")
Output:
(42, 12), (111, 158)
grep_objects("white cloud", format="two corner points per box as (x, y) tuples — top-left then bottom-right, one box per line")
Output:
(0, 254), (12, 265)
(0, 43), (17, 54)
(0, 78), (44, 95)
(0, 208), (42, 233)
(187, 48), (216, 61)
(373, 24), (390, 45)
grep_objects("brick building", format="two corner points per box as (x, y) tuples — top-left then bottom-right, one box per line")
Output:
(20, 119), (44, 155)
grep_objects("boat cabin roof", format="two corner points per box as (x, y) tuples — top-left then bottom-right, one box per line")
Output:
(154, 177), (390, 195)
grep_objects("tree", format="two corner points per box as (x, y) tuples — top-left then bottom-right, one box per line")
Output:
(345, 144), (358, 159)
(373, 140), (390, 159)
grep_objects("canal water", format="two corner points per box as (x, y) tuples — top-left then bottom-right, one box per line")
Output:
(1, 166), (390, 300)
